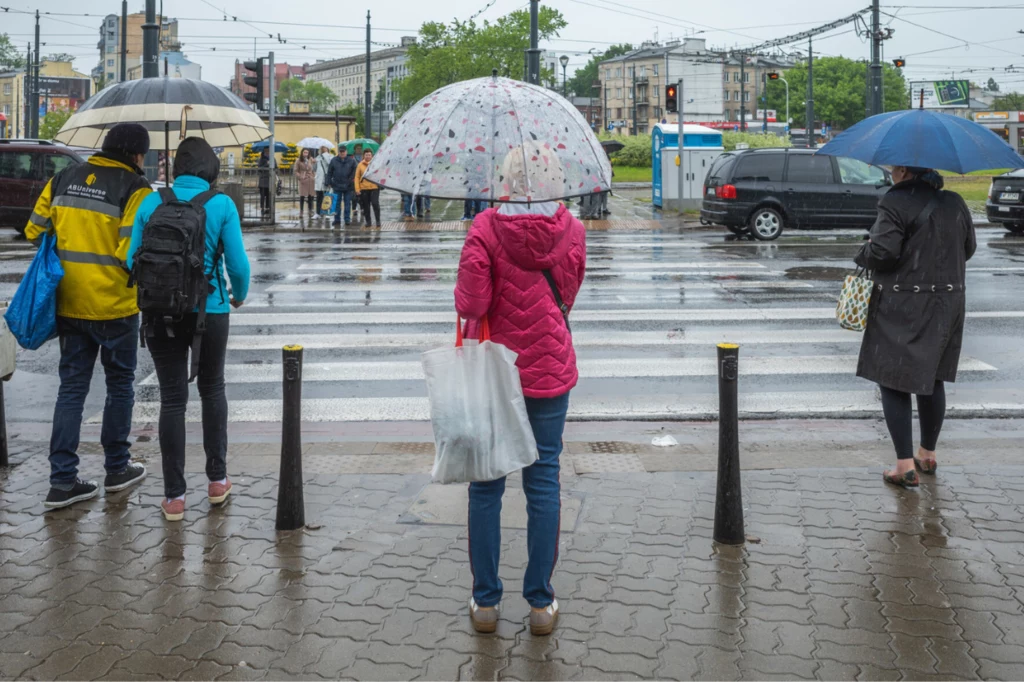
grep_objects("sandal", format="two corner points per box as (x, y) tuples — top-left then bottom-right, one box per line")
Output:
(914, 457), (937, 475)
(883, 469), (919, 489)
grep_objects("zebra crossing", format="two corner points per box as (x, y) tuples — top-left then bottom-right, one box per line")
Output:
(115, 230), (1020, 425)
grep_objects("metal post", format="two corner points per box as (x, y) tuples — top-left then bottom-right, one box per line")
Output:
(23, 45), (31, 138)
(805, 36), (814, 148)
(761, 71), (767, 133)
(781, 76), (790, 136)
(869, 0), (882, 116)
(739, 52), (746, 133)
(562, 62), (567, 97)
(713, 343), (744, 546)
(276, 345), (305, 531)
(142, 0), (159, 78)
(120, 0), (128, 82)
(32, 11), (40, 138)
(527, 0), (541, 85)
(677, 78), (685, 213)
(268, 51), (276, 224)
(365, 11), (372, 141)
(0, 382), (8, 467)
(631, 70), (637, 136)
(334, 108), (340, 148)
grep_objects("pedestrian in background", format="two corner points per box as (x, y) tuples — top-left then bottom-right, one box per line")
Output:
(355, 149), (381, 227)
(416, 195), (431, 219)
(314, 145), (334, 219)
(128, 137), (251, 521)
(400, 192), (415, 221)
(294, 148), (316, 219)
(855, 165), (976, 488)
(25, 122), (153, 508)
(327, 146), (357, 227)
(257, 147), (271, 217)
(456, 142), (586, 637)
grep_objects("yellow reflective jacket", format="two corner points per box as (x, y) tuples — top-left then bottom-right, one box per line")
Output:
(25, 153), (152, 321)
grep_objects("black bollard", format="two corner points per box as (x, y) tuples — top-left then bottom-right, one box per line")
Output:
(713, 343), (744, 546)
(276, 344), (305, 530)
(0, 381), (7, 468)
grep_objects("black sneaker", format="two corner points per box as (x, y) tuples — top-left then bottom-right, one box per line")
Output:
(104, 462), (147, 493)
(44, 479), (99, 509)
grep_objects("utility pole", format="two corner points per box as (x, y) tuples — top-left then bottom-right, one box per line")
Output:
(31, 10), (40, 138)
(365, 11), (372, 140)
(24, 45), (31, 138)
(142, 0), (159, 77)
(869, 0), (882, 116)
(761, 70), (767, 133)
(677, 78), (685, 213)
(269, 51), (276, 223)
(806, 36), (814, 148)
(631, 69), (637, 136)
(738, 52), (746, 132)
(120, 0), (128, 82)
(526, 0), (540, 85)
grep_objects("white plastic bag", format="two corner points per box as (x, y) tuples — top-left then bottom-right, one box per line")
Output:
(0, 315), (16, 379)
(422, 319), (538, 484)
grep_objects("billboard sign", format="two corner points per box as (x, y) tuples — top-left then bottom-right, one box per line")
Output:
(909, 80), (971, 109)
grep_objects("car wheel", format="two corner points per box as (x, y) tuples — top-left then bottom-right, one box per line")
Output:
(749, 207), (784, 241)
(1006, 222), (1024, 234)
(726, 225), (748, 235)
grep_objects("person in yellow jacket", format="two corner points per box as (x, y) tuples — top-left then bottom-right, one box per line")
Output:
(26, 123), (153, 509)
(354, 148), (381, 228)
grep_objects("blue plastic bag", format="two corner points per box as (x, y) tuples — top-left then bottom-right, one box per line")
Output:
(4, 231), (63, 350)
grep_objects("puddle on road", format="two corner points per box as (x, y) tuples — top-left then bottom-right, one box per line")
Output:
(785, 266), (850, 281)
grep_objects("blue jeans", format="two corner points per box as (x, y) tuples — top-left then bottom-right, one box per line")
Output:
(415, 196), (431, 214)
(463, 199), (485, 219)
(50, 315), (139, 485)
(333, 189), (354, 224)
(468, 391), (570, 608)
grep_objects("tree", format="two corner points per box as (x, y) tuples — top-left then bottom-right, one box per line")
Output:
(0, 34), (25, 70)
(993, 93), (1024, 110)
(764, 56), (907, 129)
(275, 77), (338, 114)
(44, 53), (75, 63)
(988, 77), (1000, 93)
(276, 77), (306, 106)
(566, 44), (632, 98)
(337, 103), (365, 138)
(39, 109), (73, 140)
(394, 6), (567, 112)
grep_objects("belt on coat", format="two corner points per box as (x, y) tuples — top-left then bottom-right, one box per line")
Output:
(876, 283), (966, 293)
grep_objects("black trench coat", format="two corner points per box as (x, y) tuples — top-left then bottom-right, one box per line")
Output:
(854, 177), (976, 395)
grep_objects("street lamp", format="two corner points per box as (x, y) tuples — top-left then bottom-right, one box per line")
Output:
(559, 54), (569, 97)
(768, 72), (790, 134)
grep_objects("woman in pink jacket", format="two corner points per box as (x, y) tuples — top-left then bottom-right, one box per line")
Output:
(455, 144), (587, 637)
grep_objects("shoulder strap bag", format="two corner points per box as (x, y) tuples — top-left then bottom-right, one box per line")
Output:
(541, 270), (571, 334)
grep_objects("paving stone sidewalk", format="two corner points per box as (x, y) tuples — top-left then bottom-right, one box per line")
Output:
(3, 440), (1024, 681)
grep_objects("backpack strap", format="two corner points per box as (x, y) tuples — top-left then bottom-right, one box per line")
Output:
(157, 186), (177, 205)
(541, 269), (571, 334)
(189, 189), (221, 211)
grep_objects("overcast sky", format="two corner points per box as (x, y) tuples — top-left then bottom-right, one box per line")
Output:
(5, 0), (1024, 93)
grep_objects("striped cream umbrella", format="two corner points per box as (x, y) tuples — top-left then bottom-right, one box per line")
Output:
(54, 78), (269, 150)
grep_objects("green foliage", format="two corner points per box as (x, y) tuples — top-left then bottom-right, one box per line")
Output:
(0, 34), (24, 69)
(993, 93), (1024, 110)
(395, 7), (567, 113)
(764, 57), (908, 129)
(39, 109), (73, 140)
(599, 133), (651, 167)
(276, 78), (338, 114)
(337, 103), (364, 137)
(988, 77), (1000, 93)
(721, 131), (791, 152)
(44, 53), (75, 63)
(566, 44), (632, 98)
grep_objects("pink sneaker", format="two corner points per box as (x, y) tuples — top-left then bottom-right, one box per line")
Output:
(162, 498), (185, 522)
(208, 478), (232, 505)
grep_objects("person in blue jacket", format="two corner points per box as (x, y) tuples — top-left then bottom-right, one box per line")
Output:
(127, 137), (251, 522)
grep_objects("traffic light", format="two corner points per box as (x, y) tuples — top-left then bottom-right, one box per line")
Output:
(243, 58), (264, 110)
(767, 72), (780, 81)
(665, 84), (678, 113)
(892, 58), (906, 68)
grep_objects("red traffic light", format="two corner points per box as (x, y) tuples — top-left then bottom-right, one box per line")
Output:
(665, 85), (678, 113)
(892, 58), (906, 68)
(767, 72), (780, 81)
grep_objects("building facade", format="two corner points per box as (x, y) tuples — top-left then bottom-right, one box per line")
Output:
(230, 62), (307, 112)
(0, 60), (91, 139)
(93, 12), (180, 88)
(127, 51), (201, 81)
(721, 54), (797, 124)
(304, 37), (417, 126)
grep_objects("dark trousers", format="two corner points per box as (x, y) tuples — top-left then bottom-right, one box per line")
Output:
(300, 195), (315, 213)
(259, 187), (271, 213)
(334, 189), (354, 224)
(358, 189), (381, 226)
(880, 381), (946, 460)
(50, 315), (139, 485)
(315, 190), (325, 215)
(146, 313), (230, 498)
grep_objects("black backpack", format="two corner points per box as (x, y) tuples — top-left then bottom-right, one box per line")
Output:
(132, 187), (223, 381)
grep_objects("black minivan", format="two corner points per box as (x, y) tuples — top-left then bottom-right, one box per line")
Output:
(700, 148), (891, 240)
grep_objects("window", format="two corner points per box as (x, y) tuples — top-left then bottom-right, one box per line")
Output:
(707, 153), (737, 182)
(733, 152), (785, 182)
(628, 89), (633, 99)
(616, 107), (623, 118)
(616, 87), (622, 99)
(615, 67), (621, 78)
(1, 104), (8, 115)
(42, 154), (76, 178)
(734, 72), (741, 82)
(743, 72), (750, 83)
(107, 72), (115, 80)
(0, 152), (34, 180)
(733, 91), (740, 101)
(639, 66), (646, 77)
(107, 59), (114, 67)
(723, 71), (730, 82)
(653, 64), (658, 76)
(744, 92), (751, 102)
(838, 157), (887, 185)
(2, 83), (9, 95)
(786, 154), (835, 184)
(654, 107), (662, 118)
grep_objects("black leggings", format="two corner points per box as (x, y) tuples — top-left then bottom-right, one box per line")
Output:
(301, 195), (315, 212)
(358, 189), (381, 225)
(315, 190), (325, 214)
(879, 381), (946, 460)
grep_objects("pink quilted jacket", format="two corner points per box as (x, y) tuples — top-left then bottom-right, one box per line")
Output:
(455, 204), (587, 398)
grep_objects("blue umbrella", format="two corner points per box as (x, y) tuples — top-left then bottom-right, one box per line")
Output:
(817, 109), (1024, 174)
(249, 140), (290, 152)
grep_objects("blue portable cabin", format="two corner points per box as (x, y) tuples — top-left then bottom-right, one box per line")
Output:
(652, 123), (724, 208)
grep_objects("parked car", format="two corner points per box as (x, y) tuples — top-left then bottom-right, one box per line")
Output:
(0, 140), (83, 235)
(700, 148), (891, 240)
(985, 170), (1024, 234)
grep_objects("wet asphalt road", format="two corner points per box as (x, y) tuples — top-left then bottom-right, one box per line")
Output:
(2, 192), (1023, 427)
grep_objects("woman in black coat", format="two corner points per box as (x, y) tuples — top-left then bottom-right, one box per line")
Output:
(854, 166), (976, 488)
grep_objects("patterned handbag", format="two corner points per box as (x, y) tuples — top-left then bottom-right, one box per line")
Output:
(836, 268), (874, 332)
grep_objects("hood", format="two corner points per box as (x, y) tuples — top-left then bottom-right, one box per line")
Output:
(174, 137), (220, 184)
(491, 203), (576, 271)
